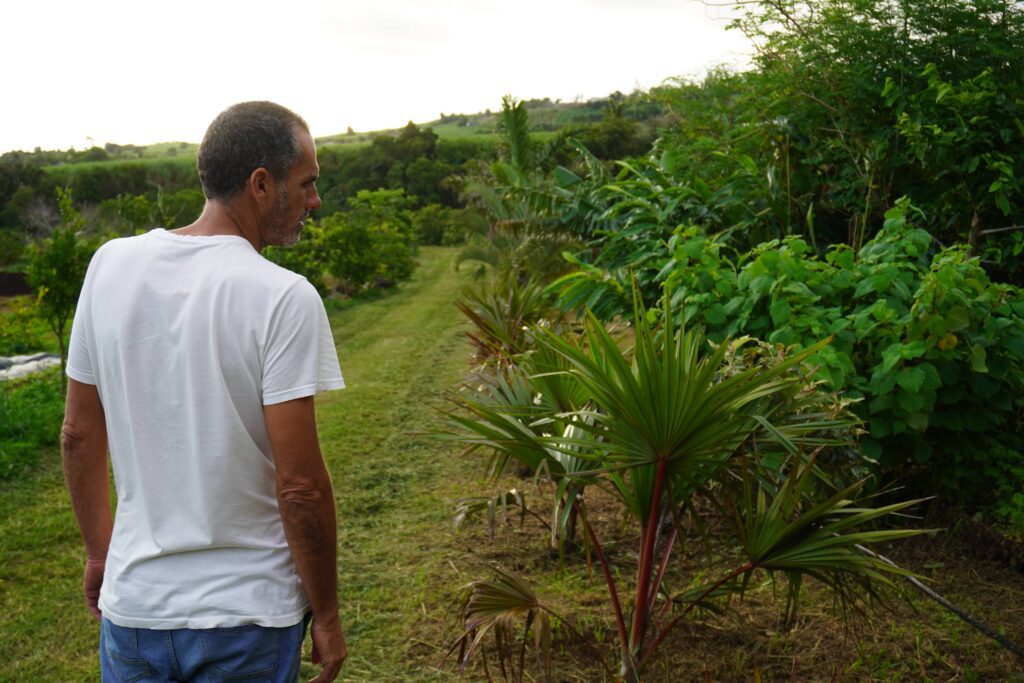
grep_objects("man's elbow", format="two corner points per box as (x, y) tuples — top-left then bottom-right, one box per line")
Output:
(61, 420), (91, 457)
(277, 477), (329, 510)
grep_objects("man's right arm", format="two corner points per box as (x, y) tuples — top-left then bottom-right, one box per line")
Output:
(62, 377), (113, 620)
(264, 396), (346, 683)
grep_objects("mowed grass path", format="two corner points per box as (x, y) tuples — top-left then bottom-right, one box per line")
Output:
(0, 247), (475, 681)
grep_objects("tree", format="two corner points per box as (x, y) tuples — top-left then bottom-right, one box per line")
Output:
(727, 0), (1024, 249)
(25, 188), (97, 391)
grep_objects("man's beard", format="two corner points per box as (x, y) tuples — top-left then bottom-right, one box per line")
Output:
(264, 186), (305, 247)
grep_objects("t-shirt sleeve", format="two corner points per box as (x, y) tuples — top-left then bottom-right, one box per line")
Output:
(66, 251), (100, 385)
(261, 279), (344, 405)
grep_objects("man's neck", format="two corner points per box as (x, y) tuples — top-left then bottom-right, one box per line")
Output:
(172, 200), (264, 251)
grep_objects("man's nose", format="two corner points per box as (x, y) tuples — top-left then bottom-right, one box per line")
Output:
(308, 188), (322, 211)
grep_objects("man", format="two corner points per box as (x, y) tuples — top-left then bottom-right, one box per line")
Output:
(61, 101), (346, 682)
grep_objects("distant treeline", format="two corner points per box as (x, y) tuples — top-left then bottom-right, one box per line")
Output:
(0, 92), (663, 269)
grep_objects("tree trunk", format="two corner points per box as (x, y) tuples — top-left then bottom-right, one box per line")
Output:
(57, 322), (67, 395)
(968, 209), (982, 255)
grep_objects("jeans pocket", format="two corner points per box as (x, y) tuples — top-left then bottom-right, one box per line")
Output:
(101, 620), (154, 683)
(199, 627), (279, 680)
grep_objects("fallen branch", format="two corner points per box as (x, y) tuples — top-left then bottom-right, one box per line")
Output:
(856, 544), (1024, 661)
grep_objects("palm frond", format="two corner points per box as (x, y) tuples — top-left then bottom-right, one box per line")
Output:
(445, 565), (554, 683)
(453, 489), (542, 538)
(726, 454), (932, 624)
(454, 279), (558, 365)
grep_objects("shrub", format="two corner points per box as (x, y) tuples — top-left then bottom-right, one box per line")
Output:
(0, 229), (26, 267)
(319, 212), (415, 292)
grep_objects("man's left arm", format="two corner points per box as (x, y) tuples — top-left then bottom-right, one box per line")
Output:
(62, 378), (113, 620)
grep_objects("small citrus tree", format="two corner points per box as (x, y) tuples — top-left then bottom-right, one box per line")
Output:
(25, 188), (97, 392)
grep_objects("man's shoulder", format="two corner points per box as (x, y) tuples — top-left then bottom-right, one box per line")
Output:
(208, 248), (320, 310)
(237, 250), (312, 292)
(85, 232), (150, 269)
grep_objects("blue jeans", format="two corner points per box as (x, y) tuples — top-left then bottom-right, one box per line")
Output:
(100, 614), (310, 682)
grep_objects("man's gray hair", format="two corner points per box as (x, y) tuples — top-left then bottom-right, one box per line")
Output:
(198, 101), (309, 201)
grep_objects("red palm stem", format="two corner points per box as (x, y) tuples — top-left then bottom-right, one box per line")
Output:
(640, 561), (754, 665)
(630, 456), (669, 654)
(575, 501), (629, 657)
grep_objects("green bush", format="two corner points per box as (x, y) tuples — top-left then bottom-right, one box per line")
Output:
(0, 369), (63, 479)
(554, 201), (1024, 519)
(319, 212), (415, 291)
(0, 229), (26, 267)
(265, 189), (418, 296)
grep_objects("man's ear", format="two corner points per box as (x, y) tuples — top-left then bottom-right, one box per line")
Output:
(248, 167), (272, 201)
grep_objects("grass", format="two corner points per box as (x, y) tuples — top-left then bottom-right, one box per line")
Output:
(0, 368), (63, 480)
(0, 295), (57, 357)
(2, 246), (1023, 681)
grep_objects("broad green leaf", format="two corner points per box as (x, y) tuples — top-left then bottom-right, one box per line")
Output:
(749, 275), (774, 302)
(918, 363), (942, 391)
(860, 438), (882, 461)
(867, 371), (896, 395)
(900, 341), (928, 359)
(996, 193), (1012, 215)
(896, 366), (926, 392)
(945, 306), (970, 332)
(906, 411), (929, 432)
(881, 345), (902, 373)
(705, 303), (727, 325)
(896, 388), (925, 413)
(970, 345), (988, 373)
(770, 299), (791, 326)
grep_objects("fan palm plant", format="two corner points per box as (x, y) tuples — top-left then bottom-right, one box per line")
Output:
(541, 292), (929, 680)
(440, 286), (928, 681)
(454, 278), (559, 367)
(440, 331), (599, 551)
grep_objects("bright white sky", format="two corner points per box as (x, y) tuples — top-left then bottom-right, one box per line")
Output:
(0, 0), (752, 154)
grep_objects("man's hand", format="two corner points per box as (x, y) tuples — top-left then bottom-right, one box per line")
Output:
(83, 558), (105, 620)
(309, 613), (347, 682)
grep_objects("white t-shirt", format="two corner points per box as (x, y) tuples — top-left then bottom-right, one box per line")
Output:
(66, 228), (344, 629)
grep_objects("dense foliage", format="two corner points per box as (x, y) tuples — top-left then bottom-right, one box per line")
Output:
(264, 189), (418, 296)
(633, 0), (1024, 259)
(524, 0), (1024, 527)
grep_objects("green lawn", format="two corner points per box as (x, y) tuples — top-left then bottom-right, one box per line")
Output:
(0, 247), (476, 681)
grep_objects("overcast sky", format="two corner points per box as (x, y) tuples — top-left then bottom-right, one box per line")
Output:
(0, 0), (752, 154)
